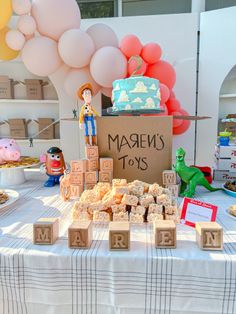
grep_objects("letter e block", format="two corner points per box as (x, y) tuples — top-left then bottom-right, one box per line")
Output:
(165, 184), (179, 197)
(70, 160), (87, 173)
(85, 171), (97, 184)
(85, 146), (99, 159)
(33, 218), (59, 245)
(87, 158), (99, 171)
(196, 222), (223, 250)
(154, 220), (176, 248)
(68, 221), (93, 249)
(100, 158), (113, 171)
(109, 222), (130, 250)
(162, 170), (176, 185)
(99, 171), (113, 183)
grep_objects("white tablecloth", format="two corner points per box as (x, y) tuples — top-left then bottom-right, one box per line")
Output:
(0, 171), (235, 314)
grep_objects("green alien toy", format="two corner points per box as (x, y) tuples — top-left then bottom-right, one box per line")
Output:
(173, 147), (223, 198)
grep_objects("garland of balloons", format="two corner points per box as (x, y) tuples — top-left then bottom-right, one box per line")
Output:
(0, 0), (190, 135)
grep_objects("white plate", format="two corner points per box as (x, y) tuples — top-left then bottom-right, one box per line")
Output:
(0, 189), (19, 210)
(226, 209), (236, 220)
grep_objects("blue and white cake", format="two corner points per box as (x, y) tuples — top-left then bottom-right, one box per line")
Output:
(111, 76), (160, 112)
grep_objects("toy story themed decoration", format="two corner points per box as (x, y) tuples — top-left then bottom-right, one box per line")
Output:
(174, 148), (223, 197)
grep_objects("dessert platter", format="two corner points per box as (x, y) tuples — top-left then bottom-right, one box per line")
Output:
(0, 189), (19, 210)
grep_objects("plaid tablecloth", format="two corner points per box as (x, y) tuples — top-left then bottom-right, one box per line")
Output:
(0, 171), (235, 314)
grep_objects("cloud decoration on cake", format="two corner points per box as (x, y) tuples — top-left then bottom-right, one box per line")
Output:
(132, 97), (142, 103)
(149, 84), (157, 91)
(118, 90), (129, 102)
(144, 97), (155, 108)
(130, 81), (148, 93)
(113, 83), (120, 91)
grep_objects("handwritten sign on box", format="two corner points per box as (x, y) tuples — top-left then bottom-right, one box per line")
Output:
(97, 116), (172, 184)
(180, 197), (218, 228)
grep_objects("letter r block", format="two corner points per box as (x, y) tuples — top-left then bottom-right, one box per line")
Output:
(109, 222), (130, 250)
(68, 221), (93, 249)
(196, 222), (223, 250)
(154, 220), (176, 248)
(33, 218), (59, 245)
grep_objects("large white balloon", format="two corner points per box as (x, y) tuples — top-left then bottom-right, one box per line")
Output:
(22, 36), (62, 76)
(58, 29), (95, 68)
(64, 67), (100, 100)
(31, 0), (81, 41)
(17, 15), (36, 35)
(87, 23), (118, 50)
(12, 0), (31, 15)
(90, 47), (127, 88)
(6, 30), (25, 51)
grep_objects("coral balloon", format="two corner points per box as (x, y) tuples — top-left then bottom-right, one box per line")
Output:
(128, 56), (147, 77)
(87, 23), (118, 50)
(146, 60), (176, 89)
(17, 15), (36, 35)
(173, 109), (190, 135)
(158, 104), (169, 116)
(169, 90), (176, 99)
(0, 27), (19, 61)
(120, 34), (142, 58)
(0, 0), (12, 30)
(64, 67), (100, 100)
(6, 30), (25, 51)
(31, 0), (81, 41)
(90, 47), (127, 88)
(58, 29), (95, 68)
(101, 87), (112, 98)
(22, 36), (62, 76)
(171, 111), (183, 128)
(159, 83), (170, 104)
(141, 43), (162, 64)
(166, 98), (181, 112)
(12, 0), (31, 15)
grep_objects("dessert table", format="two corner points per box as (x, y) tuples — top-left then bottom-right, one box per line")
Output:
(0, 170), (235, 314)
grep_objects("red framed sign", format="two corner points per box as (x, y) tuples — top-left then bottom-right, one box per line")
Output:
(180, 197), (218, 228)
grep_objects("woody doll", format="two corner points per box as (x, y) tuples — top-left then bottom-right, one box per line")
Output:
(77, 83), (99, 146)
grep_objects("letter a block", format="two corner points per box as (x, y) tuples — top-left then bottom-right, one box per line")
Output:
(196, 222), (223, 250)
(68, 221), (93, 249)
(109, 222), (130, 251)
(33, 218), (59, 245)
(162, 170), (176, 185)
(154, 220), (176, 248)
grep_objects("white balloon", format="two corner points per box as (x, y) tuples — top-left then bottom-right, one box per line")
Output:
(6, 30), (25, 51)
(87, 23), (118, 50)
(17, 15), (36, 35)
(12, 0), (31, 15)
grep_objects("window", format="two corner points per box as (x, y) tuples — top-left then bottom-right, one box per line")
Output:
(77, 0), (118, 18)
(206, 0), (236, 11)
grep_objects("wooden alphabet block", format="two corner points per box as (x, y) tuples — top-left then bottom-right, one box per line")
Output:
(109, 222), (130, 250)
(68, 221), (93, 249)
(33, 218), (59, 245)
(196, 222), (223, 250)
(100, 158), (113, 171)
(70, 185), (84, 198)
(99, 171), (113, 183)
(165, 184), (179, 197)
(85, 145), (99, 159)
(70, 160), (87, 173)
(87, 158), (99, 171)
(70, 172), (84, 185)
(85, 183), (96, 190)
(162, 170), (177, 185)
(85, 171), (97, 184)
(154, 220), (176, 248)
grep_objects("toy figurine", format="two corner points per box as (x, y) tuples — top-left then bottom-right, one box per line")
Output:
(40, 147), (66, 187)
(77, 83), (99, 146)
(72, 109), (78, 119)
(173, 147), (223, 198)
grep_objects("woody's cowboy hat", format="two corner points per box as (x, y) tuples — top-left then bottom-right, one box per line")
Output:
(77, 83), (93, 100)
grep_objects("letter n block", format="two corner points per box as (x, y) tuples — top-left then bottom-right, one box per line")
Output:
(196, 222), (223, 250)
(99, 171), (113, 183)
(87, 158), (99, 171)
(68, 221), (93, 249)
(154, 220), (176, 248)
(109, 222), (130, 251)
(70, 160), (87, 173)
(85, 145), (99, 159)
(100, 158), (113, 171)
(33, 218), (59, 245)
(85, 171), (97, 184)
(162, 170), (176, 185)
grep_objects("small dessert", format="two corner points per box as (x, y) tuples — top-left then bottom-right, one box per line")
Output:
(229, 205), (236, 216)
(139, 194), (155, 207)
(129, 213), (144, 224)
(0, 190), (9, 205)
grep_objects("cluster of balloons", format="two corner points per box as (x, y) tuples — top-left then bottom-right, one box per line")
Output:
(0, 0), (190, 135)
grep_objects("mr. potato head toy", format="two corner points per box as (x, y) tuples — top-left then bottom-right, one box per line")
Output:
(40, 147), (66, 187)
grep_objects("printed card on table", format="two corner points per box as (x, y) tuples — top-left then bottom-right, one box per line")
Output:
(180, 197), (218, 228)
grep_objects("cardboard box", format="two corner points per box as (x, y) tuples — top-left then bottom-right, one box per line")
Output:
(215, 144), (236, 159)
(38, 118), (54, 139)
(8, 119), (27, 138)
(0, 75), (14, 99)
(213, 170), (236, 181)
(215, 158), (236, 171)
(25, 79), (44, 100)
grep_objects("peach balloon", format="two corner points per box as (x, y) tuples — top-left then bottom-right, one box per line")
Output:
(120, 34), (142, 58)
(12, 0), (31, 15)
(159, 83), (170, 104)
(90, 46), (127, 88)
(6, 30), (25, 51)
(141, 43), (162, 65)
(64, 67), (100, 100)
(101, 87), (112, 98)
(31, 0), (81, 41)
(128, 56), (147, 77)
(17, 15), (36, 35)
(58, 29), (95, 68)
(87, 23), (118, 50)
(22, 36), (62, 76)
(146, 60), (176, 89)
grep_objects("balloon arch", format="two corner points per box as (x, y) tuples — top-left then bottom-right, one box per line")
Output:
(0, 0), (190, 135)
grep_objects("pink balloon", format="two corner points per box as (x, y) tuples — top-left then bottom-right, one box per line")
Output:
(90, 47), (127, 88)
(101, 87), (112, 98)
(22, 36), (62, 76)
(58, 29), (95, 68)
(64, 67), (100, 100)
(31, 0), (81, 41)
(128, 56), (147, 77)
(6, 30), (25, 51)
(12, 0), (31, 15)
(171, 111), (183, 128)
(159, 83), (170, 104)
(146, 60), (176, 89)
(17, 15), (36, 35)
(120, 34), (143, 58)
(87, 23), (118, 50)
(141, 43), (162, 65)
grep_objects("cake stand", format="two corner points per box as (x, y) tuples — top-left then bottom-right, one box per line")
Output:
(106, 108), (164, 116)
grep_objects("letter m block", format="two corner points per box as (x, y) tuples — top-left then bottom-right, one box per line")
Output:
(33, 218), (59, 245)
